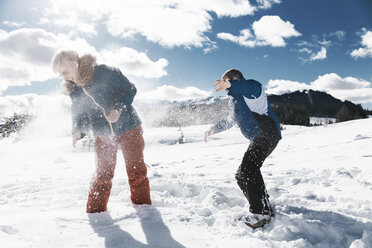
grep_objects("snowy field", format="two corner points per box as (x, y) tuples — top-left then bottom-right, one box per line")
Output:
(1, 118), (372, 248)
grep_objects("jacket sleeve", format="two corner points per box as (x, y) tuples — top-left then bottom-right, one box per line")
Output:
(70, 86), (91, 135)
(228, 79), (261, 99)
(110, 68), (137, 111)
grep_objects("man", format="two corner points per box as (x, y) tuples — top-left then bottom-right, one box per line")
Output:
(52, 50), (151, 213)
(205, 69), (281, 228)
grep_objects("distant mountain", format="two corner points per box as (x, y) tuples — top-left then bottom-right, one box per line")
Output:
(269, 90), (347, 117)
(136, 90), (368, 127)
(268, 90), (368, 125)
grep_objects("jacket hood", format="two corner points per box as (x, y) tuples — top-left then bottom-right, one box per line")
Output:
(76, 54), (96, 87)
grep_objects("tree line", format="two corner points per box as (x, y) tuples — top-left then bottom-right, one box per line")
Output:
(268, 90), (368, 126)
(0, 113), (33, 137)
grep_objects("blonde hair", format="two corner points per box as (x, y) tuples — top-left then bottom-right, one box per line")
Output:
(51, 50), (79, 74)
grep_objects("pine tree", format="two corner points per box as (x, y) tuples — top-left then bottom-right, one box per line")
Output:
(0, 113), (33, 137)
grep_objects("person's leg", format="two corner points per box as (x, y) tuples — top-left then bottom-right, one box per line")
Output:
(235, 136), (278, 215)
(118, 126), (151, 205)
(86, 136), (118, 213)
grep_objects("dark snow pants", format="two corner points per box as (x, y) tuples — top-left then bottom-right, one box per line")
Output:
(86, 126), (151, 213)
(235, 113), (280, 215)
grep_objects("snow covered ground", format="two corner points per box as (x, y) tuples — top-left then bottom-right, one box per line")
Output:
(1, 118), (372, 247)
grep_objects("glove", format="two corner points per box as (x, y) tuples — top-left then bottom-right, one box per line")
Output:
(72, 132), (84, 148)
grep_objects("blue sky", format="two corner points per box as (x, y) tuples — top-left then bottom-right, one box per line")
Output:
(0, 0), (372, 110)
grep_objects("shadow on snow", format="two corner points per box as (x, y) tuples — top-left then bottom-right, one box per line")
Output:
(88, 206), (185, 248)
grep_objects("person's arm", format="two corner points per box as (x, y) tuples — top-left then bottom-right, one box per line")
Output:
(228, 79), (261, 99)
(204, 101), (235, 142)
(111, 68), (136, 110)
(105, 67), (137, 123)
(70, 85), (91, 146)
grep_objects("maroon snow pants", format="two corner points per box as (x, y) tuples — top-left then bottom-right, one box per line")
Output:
(86, 126), (151, 213)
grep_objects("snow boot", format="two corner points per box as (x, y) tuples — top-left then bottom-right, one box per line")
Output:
(239, 213), (271, 229)
(86, 180), (112, 213)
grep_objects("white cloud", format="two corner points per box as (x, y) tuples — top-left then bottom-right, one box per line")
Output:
(137, 85), (211, 102)
(217, 29), (256, 47)
(252, 16), (302, 47)
(40, 0), (281, 49)
(192, 0), (257, 18)
(55, 16), (97, 36)
(266, 73), (372, 104)
(319, 40), (331, 46)
(329, 30), (346, 41)
(298, 47), (312, 54)
(39, 17), (50, 25)
(296, 41), (314, 47)
(0, 28), (96, 93)
(309, 47), (327, 61)
(351, 28), (372, 59)
(41, 0), (235, 48)
(104, 1), (211, 48)
(217, 15), (301, 48)
(266, 79), (309, 95)
(296, 30), (346, 62)
(100, 47), (168, 79)
(0, 28), (61, 89)
(328, 88), (372, 104)
(3, 21), (24, 28)
(42, 0), (106, 36)
(256, 0), (281, 9)
(203, 39), (218, 54)
(311, 73), (371, 90)
(0, 28), (168, 94)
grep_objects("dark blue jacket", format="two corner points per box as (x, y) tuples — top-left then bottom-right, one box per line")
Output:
(212, 78), (281, 141)
(70, 65), (141, 136)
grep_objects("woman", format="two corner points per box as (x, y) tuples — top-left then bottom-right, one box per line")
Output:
(51, 50), (151, 213)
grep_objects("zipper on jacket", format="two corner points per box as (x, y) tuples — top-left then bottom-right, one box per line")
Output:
(82, 87), (115, 136)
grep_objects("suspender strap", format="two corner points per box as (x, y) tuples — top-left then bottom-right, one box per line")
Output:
(82, 87), (115, 136)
